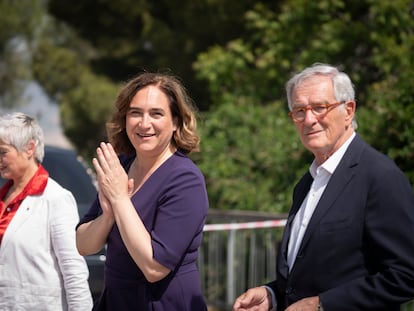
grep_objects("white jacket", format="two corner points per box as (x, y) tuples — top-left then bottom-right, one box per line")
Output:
(0, 178), (93, 310)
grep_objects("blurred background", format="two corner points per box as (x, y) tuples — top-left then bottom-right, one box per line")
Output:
(1, 1), (413, 309)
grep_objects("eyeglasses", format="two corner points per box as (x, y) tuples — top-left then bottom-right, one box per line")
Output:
(288, 101), (345, 122)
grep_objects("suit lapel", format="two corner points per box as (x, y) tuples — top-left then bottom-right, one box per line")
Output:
(296, 135), (364, 257)
(278, 173), (313, 279)
(0, 197), (36, 252)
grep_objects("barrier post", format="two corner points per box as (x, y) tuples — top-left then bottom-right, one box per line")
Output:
(226, 228), (236, 306)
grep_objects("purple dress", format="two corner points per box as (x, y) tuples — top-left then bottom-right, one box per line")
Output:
(78, 151), (209, 311)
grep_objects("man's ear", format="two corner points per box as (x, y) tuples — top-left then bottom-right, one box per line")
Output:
(344, 101), (356, 123)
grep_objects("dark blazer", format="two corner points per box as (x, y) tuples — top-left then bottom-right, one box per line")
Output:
(268, 134), (414, 311)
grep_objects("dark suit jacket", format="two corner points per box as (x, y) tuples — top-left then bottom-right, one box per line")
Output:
(268, 134), (414, 311)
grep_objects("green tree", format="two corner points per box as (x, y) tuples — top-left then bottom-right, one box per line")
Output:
(32, 35), (119, 159)
(59, 71), (119, 159)
(0, 0), (43, 107)
(357, 1), (414, 182)
(194, 0), (414, 212)
(196, 99), (307, 213)
(47, 0), (275, 110)
(0, 0), (117, 157)
(2, 0), (413, 213)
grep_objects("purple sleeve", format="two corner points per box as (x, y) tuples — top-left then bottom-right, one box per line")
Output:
(151, 166), (209, 270)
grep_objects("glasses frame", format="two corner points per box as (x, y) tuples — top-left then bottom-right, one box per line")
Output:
(288, 101), (346, 122)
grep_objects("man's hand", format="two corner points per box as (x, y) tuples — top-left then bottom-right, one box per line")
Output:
(285, 296), (319, 311)
(233, 287), (272, 311)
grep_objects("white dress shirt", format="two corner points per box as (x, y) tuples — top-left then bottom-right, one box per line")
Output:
(287, 132), (355, 270)
(264, 133), (356, 310)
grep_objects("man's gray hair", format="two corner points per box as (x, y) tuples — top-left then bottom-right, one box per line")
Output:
(285, 63), (357, 129)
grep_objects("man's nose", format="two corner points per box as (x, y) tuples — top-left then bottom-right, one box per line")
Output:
(303, 109), (318, 123)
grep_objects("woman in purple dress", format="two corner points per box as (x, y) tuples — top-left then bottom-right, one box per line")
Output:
(76, 72), (209, 310)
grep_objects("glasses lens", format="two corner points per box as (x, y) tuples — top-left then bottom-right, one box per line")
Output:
(312, 105), (328, 115)
(295, 111), (305, 121)
(290, 102), (341, 122)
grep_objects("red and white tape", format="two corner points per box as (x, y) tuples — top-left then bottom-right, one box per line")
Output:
(203, 219), (287, 232)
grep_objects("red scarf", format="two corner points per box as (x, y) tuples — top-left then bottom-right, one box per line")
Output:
(0, 165), (49, 244)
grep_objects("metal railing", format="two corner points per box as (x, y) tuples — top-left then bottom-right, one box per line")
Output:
(200, 210), (414, 311)
(200, 210), (285, 310)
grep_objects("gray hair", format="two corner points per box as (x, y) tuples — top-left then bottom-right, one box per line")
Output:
(285, 63), (357, 129)
(0, 112), (45, 162)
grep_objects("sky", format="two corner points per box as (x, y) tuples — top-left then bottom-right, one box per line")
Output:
(0, 81), (73, 149)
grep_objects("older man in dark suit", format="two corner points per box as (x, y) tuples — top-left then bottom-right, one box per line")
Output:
(233, 63), (414, 311)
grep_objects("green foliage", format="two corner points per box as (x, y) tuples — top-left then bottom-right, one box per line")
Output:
(0, 0), (42, 42)
(196, 97), (308, 212)
(357, 0), (414, 182)
(0, 0), (117, 158)
(47, 0), (272, 110)
(0, 0), (44, 107)
(194, 0), (414, 212)
(29, 20), (118, 158)
(32, 40), (88, 98)
(1, 0), (413, 213)
(60, 71), (119, 160)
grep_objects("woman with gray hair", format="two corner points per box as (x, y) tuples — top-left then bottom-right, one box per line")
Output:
(0, 112), (93, 310)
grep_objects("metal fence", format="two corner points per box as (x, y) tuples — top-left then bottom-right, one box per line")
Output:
(200, 210), (414, 311)
(199, 210), (285, 310)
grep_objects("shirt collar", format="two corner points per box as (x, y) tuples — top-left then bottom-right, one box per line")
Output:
(309, 132), (356, 178)
(0, 164), (49, 204)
